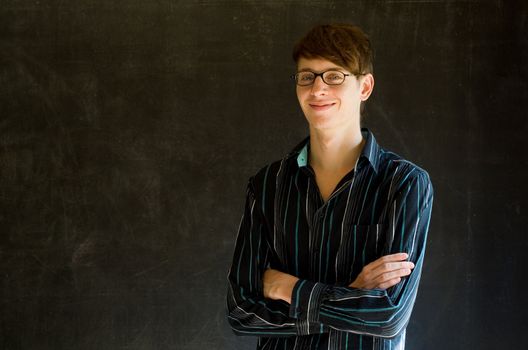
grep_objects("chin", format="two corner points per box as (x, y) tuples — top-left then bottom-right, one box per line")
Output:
(305, 113), (334, 128)
(308, 119), (337, 131)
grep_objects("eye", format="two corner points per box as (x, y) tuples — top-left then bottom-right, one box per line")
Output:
(325, 72), (342, 81)
(299, 73), (314, 81)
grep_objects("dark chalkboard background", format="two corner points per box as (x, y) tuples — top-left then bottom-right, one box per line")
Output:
(1, 1), (527, 349)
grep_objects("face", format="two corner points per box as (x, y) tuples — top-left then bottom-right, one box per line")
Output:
(295, 57), (374, 132)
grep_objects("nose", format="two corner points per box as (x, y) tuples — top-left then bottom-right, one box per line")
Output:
(310, 75), (328, 96)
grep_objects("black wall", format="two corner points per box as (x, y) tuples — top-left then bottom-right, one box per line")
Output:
(1, 1), (527, 349)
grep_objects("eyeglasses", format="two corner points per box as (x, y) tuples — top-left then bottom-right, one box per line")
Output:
(292, 70), (352, 86)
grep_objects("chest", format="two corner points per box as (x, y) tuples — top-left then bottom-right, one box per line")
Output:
(271, 167), (393, 283)
(314, 171), (350, 203)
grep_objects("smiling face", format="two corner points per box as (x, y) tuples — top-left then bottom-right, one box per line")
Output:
(296, 57), (374, 132)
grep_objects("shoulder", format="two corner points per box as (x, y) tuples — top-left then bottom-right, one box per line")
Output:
(242, 157), (293, 217)
(247, 137), (306, 195)
(378, 149), (433, 196)
(248, 158), (290, 196)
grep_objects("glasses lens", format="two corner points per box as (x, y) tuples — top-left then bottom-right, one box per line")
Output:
(323, 71), (345, 85)
(296, 72), (315, 86)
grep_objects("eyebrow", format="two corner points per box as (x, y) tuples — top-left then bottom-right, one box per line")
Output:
(297, 67), (344, 73)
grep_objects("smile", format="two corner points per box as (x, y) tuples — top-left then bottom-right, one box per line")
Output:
(309, 102), (336, 111)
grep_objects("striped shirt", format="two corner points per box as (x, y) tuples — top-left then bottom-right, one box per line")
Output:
(227, 128), (434, 349)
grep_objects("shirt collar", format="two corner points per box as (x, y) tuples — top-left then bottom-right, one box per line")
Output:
(291, 127), (381, 174)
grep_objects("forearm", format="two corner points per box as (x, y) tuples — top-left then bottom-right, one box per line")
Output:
(227, 180), (329, 337)
(227, 277), (296, 336)
(227, 272), (329, 336)
(288, 172), (433, 338)
(289, 252), (424, 338)
(262, 269), (299, 304)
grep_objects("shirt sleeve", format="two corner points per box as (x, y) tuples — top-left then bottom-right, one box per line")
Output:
(226, 178), (330, 337)
(288, 170), (434, 338)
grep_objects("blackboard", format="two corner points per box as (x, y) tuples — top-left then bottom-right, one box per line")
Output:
(1, 1), (527, 349)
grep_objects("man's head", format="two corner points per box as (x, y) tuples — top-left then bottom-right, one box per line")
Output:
(292, 24), (375, 131)
(293, 24), (373, 77)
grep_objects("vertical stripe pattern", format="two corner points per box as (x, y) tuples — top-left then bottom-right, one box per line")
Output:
(227, 128), (434, 349)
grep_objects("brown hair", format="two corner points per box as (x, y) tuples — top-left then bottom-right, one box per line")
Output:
(292, 24), (373, 75)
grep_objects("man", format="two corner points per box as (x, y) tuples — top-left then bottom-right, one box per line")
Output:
(227, 24), (434, 349)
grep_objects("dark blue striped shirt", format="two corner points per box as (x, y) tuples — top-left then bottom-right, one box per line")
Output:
(227, 128), (434, 349)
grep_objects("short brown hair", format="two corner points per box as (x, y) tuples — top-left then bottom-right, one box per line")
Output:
(292, 24), (373, 75)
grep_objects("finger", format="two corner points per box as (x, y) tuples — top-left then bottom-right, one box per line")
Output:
(351, 254), (414, 289)
(366, 253), (410, 271)
(371, 261), (415, 276)
(364, 261), (414, 284)
(377, 277), (402, 290)
(375, 268), (412, 285)
(357, 261), (410, 287)
(380, 252), (409, 262)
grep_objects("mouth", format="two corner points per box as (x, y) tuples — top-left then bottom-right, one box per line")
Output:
(308, 102), (336, 111)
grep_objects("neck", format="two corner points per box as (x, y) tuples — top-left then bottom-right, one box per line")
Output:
(308, 125), (365, 172)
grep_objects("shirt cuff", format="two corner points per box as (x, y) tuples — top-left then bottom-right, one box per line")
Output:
(295, 319), (329, 336)
(289, 279), (328, 323)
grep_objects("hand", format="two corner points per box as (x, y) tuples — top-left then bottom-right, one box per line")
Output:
(262, 269), (299, 304)
(349, 253), (415, 290)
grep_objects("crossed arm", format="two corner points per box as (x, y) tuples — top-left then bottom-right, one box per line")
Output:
(263, 253), (415, 304)
(227, 171), (433, 338)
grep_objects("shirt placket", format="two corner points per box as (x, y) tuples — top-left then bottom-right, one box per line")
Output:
(304, 165), (361, 281)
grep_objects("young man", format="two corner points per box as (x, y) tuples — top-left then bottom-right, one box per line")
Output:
(227, 24), (433, 349)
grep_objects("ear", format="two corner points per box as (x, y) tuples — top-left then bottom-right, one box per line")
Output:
(359, 74), (375, 101)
